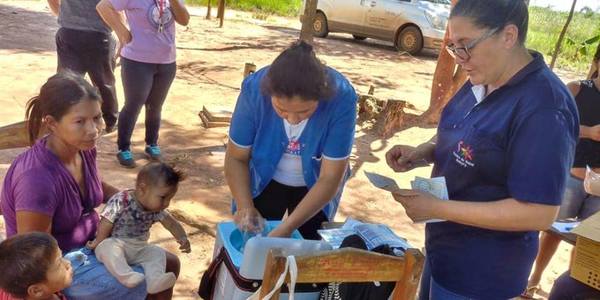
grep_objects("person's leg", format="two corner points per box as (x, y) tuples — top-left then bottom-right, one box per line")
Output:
(147, 251), (180, 300)
(95, 238), (145, 288)
(128, 244), (175, 294)
(117, 58), (155, 160)
(525, 232), (562, 294)
(526, 176), (585, 293)
(548, 271), (600, 300)
(55, 28), (87, 74)
(87, 34), (119, 130)
(252, 180), (290, 220)
(143, 62), (177, 157)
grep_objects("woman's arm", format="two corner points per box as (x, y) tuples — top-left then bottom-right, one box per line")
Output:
(224, 142), (254, 211)
(169, 0), (189, 26)
(393, 191), (558, 231)
(16, 211), (52, 233)
(96, 0), (131, 45)
(47, 0), (60, 16)
(269, 158), (348, 237)
(102, 181), (119, 203)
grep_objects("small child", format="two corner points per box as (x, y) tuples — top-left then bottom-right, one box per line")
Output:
(0, 232), (72, 300)
(86, 162), (191, 294)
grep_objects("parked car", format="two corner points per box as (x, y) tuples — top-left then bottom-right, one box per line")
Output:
(301, 0), (450, 55)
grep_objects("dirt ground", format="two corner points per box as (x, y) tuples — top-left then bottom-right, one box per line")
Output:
(0, 1), (583, 299)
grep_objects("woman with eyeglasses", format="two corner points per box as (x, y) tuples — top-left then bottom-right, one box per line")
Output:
(385, 1), (578, 299)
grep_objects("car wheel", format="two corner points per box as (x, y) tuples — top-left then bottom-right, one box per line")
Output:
(313, 12), (329, 38)
(396, 25), (423, 55)
(352, 35), (367, 40)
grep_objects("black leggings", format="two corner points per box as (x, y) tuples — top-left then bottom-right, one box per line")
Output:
(253, 180), (328, 240)
(117, 57), (176, 151)
(56, 27), (119, 128)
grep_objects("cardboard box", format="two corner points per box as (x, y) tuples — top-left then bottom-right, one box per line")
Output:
(571, 211), (600, 290)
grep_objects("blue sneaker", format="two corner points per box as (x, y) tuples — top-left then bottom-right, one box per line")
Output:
(117, 150), (136, 168)
(145, 144), (162, 161)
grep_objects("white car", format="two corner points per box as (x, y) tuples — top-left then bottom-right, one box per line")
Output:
(302, 0), (450, 54)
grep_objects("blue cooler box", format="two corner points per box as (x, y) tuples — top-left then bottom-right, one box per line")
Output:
(211, 221), (332, 300)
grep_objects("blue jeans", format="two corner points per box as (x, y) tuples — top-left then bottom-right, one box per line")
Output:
(557, 175), (600, 220)
(63, 247), (147, 300)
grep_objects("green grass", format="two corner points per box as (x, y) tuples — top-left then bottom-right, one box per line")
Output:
(186, 0), (301, 16)
(527, 6), (600, 72)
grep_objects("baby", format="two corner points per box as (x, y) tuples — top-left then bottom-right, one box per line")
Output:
(0, 232), (72, 300)
(87, 162), (191, 294)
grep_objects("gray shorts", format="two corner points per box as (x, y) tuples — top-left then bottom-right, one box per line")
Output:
(557, 176), (600, 220)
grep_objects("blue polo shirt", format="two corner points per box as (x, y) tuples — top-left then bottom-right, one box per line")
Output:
(428, 52), (579, 299)
(228, 66), (357, 220)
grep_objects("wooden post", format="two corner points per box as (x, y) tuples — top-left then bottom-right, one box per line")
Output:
(217, 0), (225, 28)
(299, 0), (318, 44)
(550, 0), (577, 70)
(206, 0), (211, 19)
(259, 249), (287, 300)
(368, 85), (375, 95)
(391, 249), (425, 300)
(587, 42), (600, 79)
(421, 0), (466, 124)
(243, 63), (256, 78)
(0, 121), (30, 150)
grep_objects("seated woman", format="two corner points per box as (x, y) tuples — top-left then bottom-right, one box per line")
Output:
(0, 72), (179, 300)
(225, 41), (357, 239)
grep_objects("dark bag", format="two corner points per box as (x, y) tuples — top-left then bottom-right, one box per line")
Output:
(319, 235), (397, 300)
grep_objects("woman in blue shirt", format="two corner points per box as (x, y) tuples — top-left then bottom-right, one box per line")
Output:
(225, 41), (357, 239)
(386, 1), (578, 299)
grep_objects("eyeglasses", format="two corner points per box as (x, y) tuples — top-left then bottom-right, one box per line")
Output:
(446, 28), (499, 61)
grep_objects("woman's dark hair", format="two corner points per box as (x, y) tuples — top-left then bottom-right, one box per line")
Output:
(25, 71), (101, 145)
(0, 232), (59, 298)
(137, 162), (186, 188)
(261, 40), (335, 101)
(451, 0), (529, 45)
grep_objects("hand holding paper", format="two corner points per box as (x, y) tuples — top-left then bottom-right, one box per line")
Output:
(365, 171), (448, 223)
(584, 166), (600, 197)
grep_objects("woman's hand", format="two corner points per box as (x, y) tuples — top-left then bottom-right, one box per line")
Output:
(391, 189), (443, 223)
(115, 31), (131, 59)
(233, 207), (265, 233)
(177, 238), (191, 253)
(86, 239), (100, 250)
(386, 144), (432, 172)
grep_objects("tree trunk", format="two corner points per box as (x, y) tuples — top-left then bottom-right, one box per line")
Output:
(206, 0), (211, 19)
(588, 42), (600, 79)
(217, 0), (225, 28)
(550, 0), (577, 70)
(300, 0), (318, 44)
(422, 0), (466, 124)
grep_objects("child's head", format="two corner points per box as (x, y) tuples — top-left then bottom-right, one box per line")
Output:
(0, 232), (72, 299)
(136, 162), (185, 212)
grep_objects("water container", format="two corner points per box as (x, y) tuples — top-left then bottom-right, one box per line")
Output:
(211, 221), (332, 300)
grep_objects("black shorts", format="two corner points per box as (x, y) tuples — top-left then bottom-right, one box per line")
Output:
(253, 180), (328, 240)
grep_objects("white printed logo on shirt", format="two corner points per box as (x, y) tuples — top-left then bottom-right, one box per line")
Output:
(147, 0), (174, 30)
(453, 140), (475, 168)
